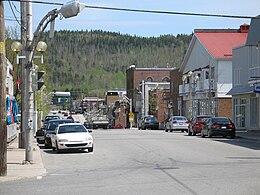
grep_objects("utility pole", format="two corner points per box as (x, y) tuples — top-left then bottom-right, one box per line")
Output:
(19, 0), (27, 149)
(0, 0), (7, 176)
(24, 0), (34, 163)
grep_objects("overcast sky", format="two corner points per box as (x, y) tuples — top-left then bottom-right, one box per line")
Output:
(4, 0), (260, 37)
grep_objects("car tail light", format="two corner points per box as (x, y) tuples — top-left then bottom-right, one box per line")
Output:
(185, 120), (189, 124)
(172, 120), (177, 124)
(211, 124), (219, 129)
(229, 124), (235, 128)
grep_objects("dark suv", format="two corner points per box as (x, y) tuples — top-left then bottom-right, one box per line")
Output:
(44, 119), (74, 148)
(138, 115), (159, 130)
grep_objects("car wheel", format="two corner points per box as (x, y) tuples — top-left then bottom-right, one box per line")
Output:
(208, 130), (212, 138)
(52, 147), (56, 151)
(56, 141), (60, 153)
(201, 131), (205, 138)
(188, 128), (192, 136)
(88, 145), (94, 152)
(192, 128), (197, 136)
(230, 132), (235, 139)
(165, 126), (168, 132)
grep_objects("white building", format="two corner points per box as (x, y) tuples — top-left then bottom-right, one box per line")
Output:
(179, 25), (249, 119)
(228, 17), (260, 130)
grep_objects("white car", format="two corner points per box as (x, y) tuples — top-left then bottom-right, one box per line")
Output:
(51, 123), (93, 153)
(165, 116), (189, 132)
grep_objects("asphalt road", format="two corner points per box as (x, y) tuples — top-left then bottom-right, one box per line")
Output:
(1, 129), (260, 195)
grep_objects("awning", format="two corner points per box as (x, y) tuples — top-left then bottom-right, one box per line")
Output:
(227, 86), (254, 95)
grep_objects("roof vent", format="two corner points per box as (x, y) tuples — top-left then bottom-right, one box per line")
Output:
(240, 24), (249, 33)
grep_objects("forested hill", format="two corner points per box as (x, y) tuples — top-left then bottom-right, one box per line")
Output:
(41, 30), (192, 96)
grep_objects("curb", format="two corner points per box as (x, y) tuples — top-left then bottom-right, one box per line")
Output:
(0, 141), (46, 183)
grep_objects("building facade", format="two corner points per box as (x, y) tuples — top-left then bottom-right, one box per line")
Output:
(179, 25), (249, 120)
(228, 17), (260, 130)
(126, 66), (181, 124)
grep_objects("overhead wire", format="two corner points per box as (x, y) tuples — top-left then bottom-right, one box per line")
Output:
(7, 0), (22, 26)
(4, 0), (256, 20)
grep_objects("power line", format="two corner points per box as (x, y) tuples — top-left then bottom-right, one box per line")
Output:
(7, 0), (21, 26)
(84, 5), (254, 19)
(4, 0), (256, 19)
(11, 1), (20, 14)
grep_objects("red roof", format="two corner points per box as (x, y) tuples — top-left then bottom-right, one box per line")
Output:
(195, 31), (248, 59)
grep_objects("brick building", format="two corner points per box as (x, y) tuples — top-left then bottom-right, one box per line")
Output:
(126, 66), (181, 124)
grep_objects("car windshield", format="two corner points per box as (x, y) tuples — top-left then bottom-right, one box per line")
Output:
(197, 116), (211, 121)
(212, 118), (231, 124)
(47, 120), (73, 131)
(45, 116), (60, 121)
(58, 125), (87, 134)
(173, 116), (187, 121)
(145, 117), (158, 122)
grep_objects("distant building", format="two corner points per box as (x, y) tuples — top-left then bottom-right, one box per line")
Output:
(126, 66), (180, 124)
(105, 90), (126, 107)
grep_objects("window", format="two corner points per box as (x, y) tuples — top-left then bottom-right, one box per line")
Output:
(210, 67), (215, 79)
(234, 69), (241, 86)
(146, 77), (153, 82)
(205, 71), (209, 79)
(250, 97), (258, 127)
(234, 98), (246, 128)
(162, 77), (170, 82)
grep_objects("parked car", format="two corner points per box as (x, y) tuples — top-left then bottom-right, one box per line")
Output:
(165, 116), (189, 132)
(188, 115), (212, 136)
(44, 119), (74, 148)
(201, 117), (236, 138)
(44, 115), (60, 122)
(51, 123), (93, 153)
(138, 115), (159, 130)
(36, 115), (60, 144)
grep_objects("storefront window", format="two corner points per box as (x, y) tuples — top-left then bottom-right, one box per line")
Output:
(250, 97), (258, 127)
(234, 98), (246, 128)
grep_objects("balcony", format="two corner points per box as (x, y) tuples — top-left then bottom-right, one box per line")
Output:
(179, 79), (215, 96)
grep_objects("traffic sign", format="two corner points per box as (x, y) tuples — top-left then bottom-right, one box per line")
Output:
(129, 112), (134, 117)
(254, 85), (260, 93)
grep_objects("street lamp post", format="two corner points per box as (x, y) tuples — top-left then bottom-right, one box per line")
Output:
(183, 71), (199, 120)
(13, 0), (84, 163)
(188, 71), (193, 120)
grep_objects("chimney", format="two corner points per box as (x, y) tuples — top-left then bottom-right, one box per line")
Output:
(240, 24), (250, 33)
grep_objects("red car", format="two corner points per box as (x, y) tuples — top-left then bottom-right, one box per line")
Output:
(188, 115), (212, 136)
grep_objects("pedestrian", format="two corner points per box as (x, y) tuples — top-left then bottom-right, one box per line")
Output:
(67, 113), (74, 121)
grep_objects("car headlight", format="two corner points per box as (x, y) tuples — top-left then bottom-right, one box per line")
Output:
(84, 137), (93, 141)
(58, 139), (68, 142)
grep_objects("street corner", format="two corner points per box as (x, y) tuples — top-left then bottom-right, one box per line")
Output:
(0, 143), (46, 183)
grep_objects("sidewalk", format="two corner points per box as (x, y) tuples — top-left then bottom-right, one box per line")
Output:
(236, 129), (260, 142)
(0, 136), (46, 183)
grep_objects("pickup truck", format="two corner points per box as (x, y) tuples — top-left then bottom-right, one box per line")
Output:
(91, 116), (109, 129)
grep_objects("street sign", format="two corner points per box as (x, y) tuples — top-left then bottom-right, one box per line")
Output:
(129, 112), (134, 117)
(254, 85), (260, 93)
(129, 112), (134, 123)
